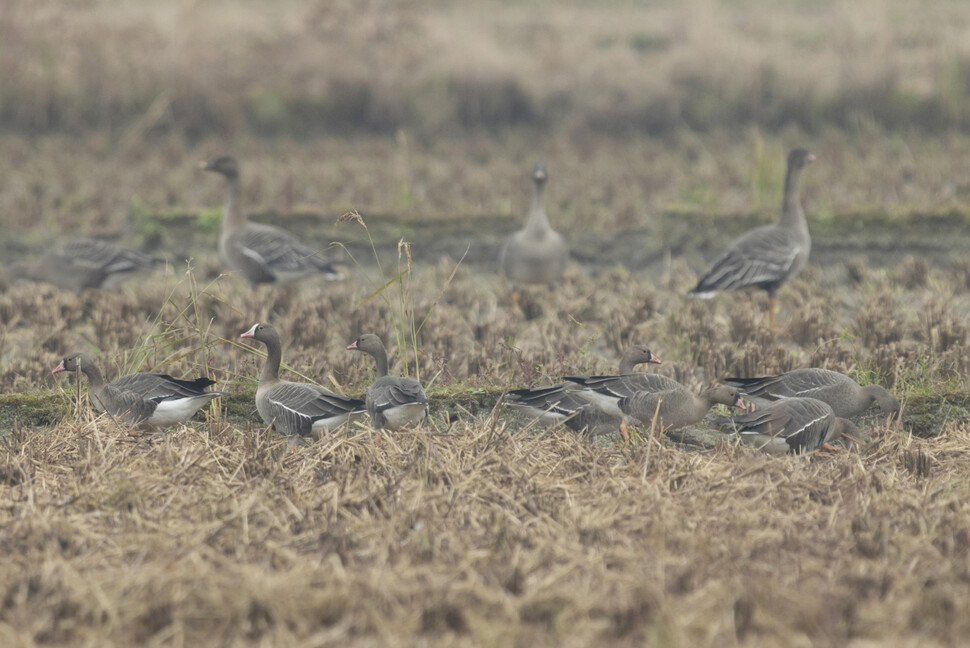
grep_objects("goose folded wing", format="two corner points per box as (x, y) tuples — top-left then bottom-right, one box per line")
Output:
(716, 398), (833, 453)
(507, 383), (576, 410)
(66, 239), (154, 274)
(775, 398), (836, 453)
(373, 380), (428, 413)
(237, 227), (337, 275)
(265, 382), (365, 436)
(273, 382), (365, 417)
(112, 373), (219, 402)
(693, 227), (801, 292)
(761, 370), (844, 400)
(97, 384), (157, 425)
(548, 391), (600, 417)
(566, 373), (677, 400)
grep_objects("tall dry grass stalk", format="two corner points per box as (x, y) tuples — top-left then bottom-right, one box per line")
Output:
(337, 210), (465, 382)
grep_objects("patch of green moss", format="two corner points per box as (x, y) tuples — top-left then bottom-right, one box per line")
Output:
(219, 387), (260, 426)
(196, 208), (223, 234)
(427, 385), (504, 422)
(0, 391), (70, 432)
(902, 393), (970, 438)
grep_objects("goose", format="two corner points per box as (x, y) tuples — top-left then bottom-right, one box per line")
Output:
(711, 396), (861, 455)
(346, 334), (429, 431)
(240, 322), (366, 441)
(689, 148), (815, 328)
(52, 353), (226, 427)
(200, 156), (342, 286)
(617, 384), (745, 438)
(724, 368), (899, 424)
(12, 238), (162, 293)
(506, 345), (661, 436)
(499, 163), (568, 304)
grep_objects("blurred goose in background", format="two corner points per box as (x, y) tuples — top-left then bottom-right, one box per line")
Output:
(711, 396), (860, 455)
(52, 353), (226, 428)
(241, 322), (366, 442)
(10, 238), (163, 294)
(617, 384), (746, 440)
(499, 163), (568, 305)
(689, 148), (815, 328)
(724, 368), (900, 424)
(200, 155), (342, 286)
(347, 334), (429, 431)
(506, 345), (661, 437)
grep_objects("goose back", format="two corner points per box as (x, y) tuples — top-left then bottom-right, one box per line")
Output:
(724, 368), (899, 420)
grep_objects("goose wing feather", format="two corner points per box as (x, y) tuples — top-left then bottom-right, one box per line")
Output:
(692, 225), (801, 293)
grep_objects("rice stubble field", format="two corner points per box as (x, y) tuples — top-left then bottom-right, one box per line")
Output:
(4, 0), (970, 646)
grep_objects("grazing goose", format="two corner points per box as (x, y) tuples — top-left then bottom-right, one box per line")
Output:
(689, 148), (815, 328)
(724, 368), (900, 423)
(499, 163), (568, 303)
(711, 396), (860, 455)
(346, 334), (429, 431)
(618, 384), (745, 439)
(52, 353), (227, 427)
(240, 322), (366, 441)
(11, 238), (162, 294)
(200, 156), (342, 286)
(506, 345), (661, 436)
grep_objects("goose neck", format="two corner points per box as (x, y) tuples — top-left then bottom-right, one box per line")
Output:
(781, 166), (805, 227)
(80, 362), (106, 395)
(618, 352), (640, 375)
(525, 182), (551, 233)
(223, 176), (247, 233)
(260, 337), (283, 385)
(372, 347), (389, 379)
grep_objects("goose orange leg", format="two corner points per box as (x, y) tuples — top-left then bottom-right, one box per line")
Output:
(813, 442), (839, 457)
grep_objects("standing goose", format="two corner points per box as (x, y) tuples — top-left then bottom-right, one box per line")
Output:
(200, 156), (342, 286)
(506, 345), (661, 435)
(689, 148), (816, 328)
(346, 334), (429, 431)
(499, 163), (568, 303)
(12, 238), (162, 294)
(240, 322), (366, 441)
(724, 368), (900, 423)
(617, 384), (746, 437)
(711, 396), (860, 455)
(52, 353), (227, 427)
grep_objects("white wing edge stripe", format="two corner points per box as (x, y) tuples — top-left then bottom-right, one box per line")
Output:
(240, 246), (269, 264)
(271, 399), (312, 422)
(785, 413), (828, 439)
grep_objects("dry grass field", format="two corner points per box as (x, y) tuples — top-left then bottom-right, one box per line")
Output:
(4, 0), (970, 646)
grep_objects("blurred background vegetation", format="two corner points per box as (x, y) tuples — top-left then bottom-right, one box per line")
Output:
(3, 0), (970, 246)
(5, 0), (970, 137)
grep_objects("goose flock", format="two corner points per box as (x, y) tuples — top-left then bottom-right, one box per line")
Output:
(15, 147), (902, 454)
